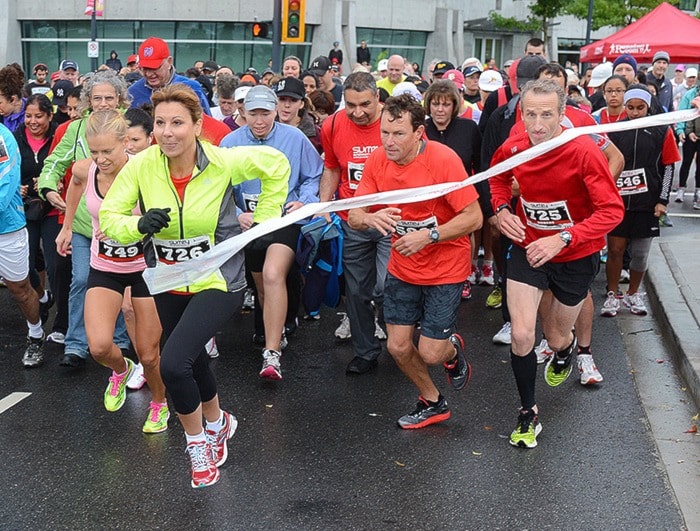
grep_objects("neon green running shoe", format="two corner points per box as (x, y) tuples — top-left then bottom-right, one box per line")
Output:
(143, 401), (170, 433)
(544, 351), (574, 387)
(486, 286), (503, 309)
(103, 358), (134, 412)
(509, 409), (542, 448)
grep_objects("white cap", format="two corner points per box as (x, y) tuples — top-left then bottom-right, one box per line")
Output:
(461, 57), (483, 72)
(378, 59), (388, 71)
(392, 81), (422, 102)
(478, 70), (504, 92)
(234, 86), (253, 102)
(685, 67), (698, 78)
(588, 62), (613, 88)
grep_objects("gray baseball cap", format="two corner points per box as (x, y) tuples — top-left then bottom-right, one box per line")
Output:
(244, 85), (278, 112)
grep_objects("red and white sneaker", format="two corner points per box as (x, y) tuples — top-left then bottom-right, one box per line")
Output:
(467, 264), (479, 285)
(479, 264), (495, 286)
(205, 410), (238, 467)
(461, 282), (472, 300)
(186, 440), (220, 488)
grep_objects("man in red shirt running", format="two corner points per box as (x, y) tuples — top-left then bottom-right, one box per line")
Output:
(490, 79), (624, 448)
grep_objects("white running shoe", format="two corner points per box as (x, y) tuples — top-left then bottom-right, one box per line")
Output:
(623, 292), (648, 315)
(577, 354), (603, 385)
(47, 331), (65, 344)
(242, 288), (255, 311)
(374, 318), (387, 340)
(694, 190), (700, 210)
(280, 332), (288, 351)
(260, 349), (282, 380)
(205, 337), (219, 359)
(534, 339), (553, 364)
(674, 188), (685, 203)
(619, 269), (630, 283)
(600, 291), (620, 317)
(334, 312), (351, 340)
(492, 322), (512, 345)
(126, 362), (147, 390)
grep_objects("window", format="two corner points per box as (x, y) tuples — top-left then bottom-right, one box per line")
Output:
(474, 38), (502, 67)
(356, 28), (427, 71)
(679, 0), (696, 11)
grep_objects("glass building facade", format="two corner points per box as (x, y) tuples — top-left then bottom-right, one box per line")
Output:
(21, 20), (314, 75)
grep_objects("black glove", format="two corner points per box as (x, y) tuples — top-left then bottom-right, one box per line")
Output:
(137, 208), (171, 235)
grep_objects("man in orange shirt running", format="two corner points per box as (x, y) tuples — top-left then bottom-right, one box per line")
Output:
(348, 94), (483, 429)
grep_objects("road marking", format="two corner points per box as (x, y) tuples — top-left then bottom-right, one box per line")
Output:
(0, 392), (31, 414)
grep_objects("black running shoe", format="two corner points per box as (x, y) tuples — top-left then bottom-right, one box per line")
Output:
(397, 396), (450, 429)
(443, 333), (471, 390)
(40, 290), (54, 324)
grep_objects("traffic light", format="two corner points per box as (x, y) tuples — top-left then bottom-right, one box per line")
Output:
(252, 22), (269, 38)
(281, 0), (305, 43)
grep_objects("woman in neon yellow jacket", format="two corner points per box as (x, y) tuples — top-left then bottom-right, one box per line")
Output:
(100, 85), (290, 489)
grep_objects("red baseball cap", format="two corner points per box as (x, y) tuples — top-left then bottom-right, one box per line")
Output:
(138, 37), (170, 69)
(127, 54), (138, 65)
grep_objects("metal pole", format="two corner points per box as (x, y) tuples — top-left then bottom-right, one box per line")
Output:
(271, 0), (282, 72)
(583, 0), (594, 69)
(91, 9), (98, 72)
(585, 0), (594, 45)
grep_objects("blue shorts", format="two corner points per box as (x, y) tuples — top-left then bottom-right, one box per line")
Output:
(383, 273), (462, 340)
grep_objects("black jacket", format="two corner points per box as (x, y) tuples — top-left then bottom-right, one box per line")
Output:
(425, 116), (491, 217)
(608, 122), (673, 211)
(14, 121), (57, 197)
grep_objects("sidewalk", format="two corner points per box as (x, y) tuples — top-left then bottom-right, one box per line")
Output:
(645, 222), (700, 409)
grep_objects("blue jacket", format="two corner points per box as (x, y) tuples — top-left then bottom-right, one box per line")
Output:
(128, 72), (211, 115)
(0, 124), (26, 235)
(220, 122), (322, 219)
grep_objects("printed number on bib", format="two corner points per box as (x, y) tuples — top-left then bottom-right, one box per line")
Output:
(520, 198), (573, 230)
(98, 239), (144, 262)
(347, 162), (364, 190)
(616, 168), (648, 196)
(152, 235), (211, 265)
(395, 216), (438, 237)
(242, 192), (259, 212)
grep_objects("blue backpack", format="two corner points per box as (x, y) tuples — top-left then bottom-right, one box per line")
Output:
(296, 214), (344, 317)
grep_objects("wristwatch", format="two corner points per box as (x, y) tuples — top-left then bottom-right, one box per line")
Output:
(429, 228), (440, 244)
(559, 230), (572, 247)
(496, 203), (511, 214)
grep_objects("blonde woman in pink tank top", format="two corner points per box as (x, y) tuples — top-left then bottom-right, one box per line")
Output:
(56, 110), (169, 434)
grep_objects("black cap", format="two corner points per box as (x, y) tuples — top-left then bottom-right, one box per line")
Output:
(51, 80), (75, 106)
(309, 56), (332, 75)
(516, 55), (547, 88)
(433, 60), (455, 75)
(274, 76), (305, 100)
(202, 61), (219, 73)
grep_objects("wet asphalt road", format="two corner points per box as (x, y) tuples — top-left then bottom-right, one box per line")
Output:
(0, 271), (686, 530)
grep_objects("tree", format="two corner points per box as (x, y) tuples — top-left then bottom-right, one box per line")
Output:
(564, 0), (679, 31)
(488, 0), (568, 50)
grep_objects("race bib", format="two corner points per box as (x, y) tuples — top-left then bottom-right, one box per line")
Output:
(97, 239), (144, 262)
(616, 168), (648, 196)
(152, 235), (211, 265)
(242, 192), (260, 212)
(394, 215), (438, 237)
(520, 198), (574, 230)
(347, 162), (364, 190)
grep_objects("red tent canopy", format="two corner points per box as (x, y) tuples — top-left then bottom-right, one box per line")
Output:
(580, 2), (700, 63)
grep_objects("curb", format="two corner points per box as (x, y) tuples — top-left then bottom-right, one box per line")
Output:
(645, 239), (700, 410)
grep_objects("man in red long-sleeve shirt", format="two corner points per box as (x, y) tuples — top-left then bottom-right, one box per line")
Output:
(490, 79), (624, 449)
